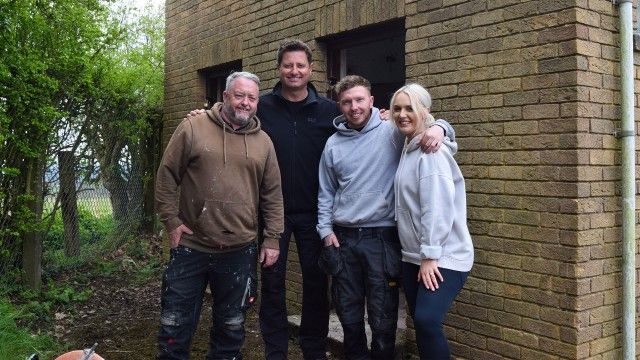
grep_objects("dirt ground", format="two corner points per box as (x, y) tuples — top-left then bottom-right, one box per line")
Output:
(50, 259), (333, 359)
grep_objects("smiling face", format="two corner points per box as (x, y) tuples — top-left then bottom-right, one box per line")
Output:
(392, 92), (425, 137)
(338, 85), (374, 130)
(277, 50), (312, 92)
(222, 76), (259, 127)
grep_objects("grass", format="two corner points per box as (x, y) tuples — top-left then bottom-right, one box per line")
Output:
(0, 183), (163, 356)
(0, 299), (62, 360)
(0, 190), (161, 359)
(44, 193), (113, 219)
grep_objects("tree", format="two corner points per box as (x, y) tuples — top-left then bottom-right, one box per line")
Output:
(81, 4), (164, 231)
(0, 0), (115, 286)
(0, 0), (164, 286)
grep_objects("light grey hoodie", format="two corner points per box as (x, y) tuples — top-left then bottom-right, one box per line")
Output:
(317, 108), (402, 239)
(394, 135), (474, 271)
(316, 108), (456, 240)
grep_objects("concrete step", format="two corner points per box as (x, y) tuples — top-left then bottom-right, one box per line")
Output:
(287, 302), (409, 360)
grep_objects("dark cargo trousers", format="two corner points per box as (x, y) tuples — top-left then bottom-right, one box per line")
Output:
(157, 243), (257, 360)
(259, 212), (330, 360)
(321, 226), (402, 360)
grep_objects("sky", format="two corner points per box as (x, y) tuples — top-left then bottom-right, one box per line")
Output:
(109, 0), (164, 24)
(130, 0), (164, 11)
(114, 0), (164, 15)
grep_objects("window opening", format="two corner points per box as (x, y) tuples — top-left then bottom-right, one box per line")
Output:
(319, 19), (406, 109)
(199, 60), (242, 109)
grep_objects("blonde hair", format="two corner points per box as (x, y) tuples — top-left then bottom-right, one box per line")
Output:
(389, 83), (435, 134)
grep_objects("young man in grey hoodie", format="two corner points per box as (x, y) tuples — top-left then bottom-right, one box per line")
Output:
(316, 75), (455, 359)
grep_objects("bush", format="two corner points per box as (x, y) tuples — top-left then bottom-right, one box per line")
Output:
(44, 207), (116, 252)
(0, 272), (93, 325)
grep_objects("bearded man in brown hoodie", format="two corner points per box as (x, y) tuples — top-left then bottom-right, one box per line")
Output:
(155, 71), (284, 360)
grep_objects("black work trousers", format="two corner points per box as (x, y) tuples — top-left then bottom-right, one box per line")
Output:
(324, 226), (401, 360)
(259, 212), (330, 360)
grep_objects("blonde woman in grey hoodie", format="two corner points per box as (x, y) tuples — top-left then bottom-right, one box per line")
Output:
(391, 84), (474, 359)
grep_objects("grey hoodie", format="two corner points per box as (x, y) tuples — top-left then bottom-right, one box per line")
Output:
(316, 108), (456, 239)
(316, 108), (402, 239)
(394, 135), (474, 271)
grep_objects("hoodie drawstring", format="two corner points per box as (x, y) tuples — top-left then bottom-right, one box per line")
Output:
(222, 121), (227, 164)
(395, 143), (410, 217)
(221, 120), (250, 163)
(211, 104), (256, 164)
(244, 134), (249, 158)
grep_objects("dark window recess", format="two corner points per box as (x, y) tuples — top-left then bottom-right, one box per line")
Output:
(199, 60), (242, 109)
(318, 19), (406, 109)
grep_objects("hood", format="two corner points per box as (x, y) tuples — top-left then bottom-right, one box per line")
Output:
(204, 102), (261, 164)
(333, 107), (383, 136)
(205, 102), (261, 134)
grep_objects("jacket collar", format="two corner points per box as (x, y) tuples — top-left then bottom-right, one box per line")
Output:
(271, 81), (320, 106)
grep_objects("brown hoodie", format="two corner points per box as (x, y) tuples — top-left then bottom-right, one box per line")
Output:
(155, 102), (284, 252)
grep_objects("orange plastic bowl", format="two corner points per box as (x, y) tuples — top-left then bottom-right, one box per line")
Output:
(54, 350), (104, 360)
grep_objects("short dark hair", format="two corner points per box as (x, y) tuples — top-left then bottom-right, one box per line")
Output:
(277, 39), (313, 66)
(334, 75), (371, 97)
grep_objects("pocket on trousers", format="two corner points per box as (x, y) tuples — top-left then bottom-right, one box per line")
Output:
(318, 245), (343, 276)
(381, 238), (402, 280)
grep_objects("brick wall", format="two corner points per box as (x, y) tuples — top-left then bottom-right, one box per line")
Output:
(164, 0), (639, 358)
(411, 1), (634, 358)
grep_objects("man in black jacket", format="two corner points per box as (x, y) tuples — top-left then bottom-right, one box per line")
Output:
(257, 40), (338, 360)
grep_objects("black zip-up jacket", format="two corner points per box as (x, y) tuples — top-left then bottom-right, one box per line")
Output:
(258, 82), (340, 215)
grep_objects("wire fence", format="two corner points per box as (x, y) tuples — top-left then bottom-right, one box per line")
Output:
(0, 139), (159, 283)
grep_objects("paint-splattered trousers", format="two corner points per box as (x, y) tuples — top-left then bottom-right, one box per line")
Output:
(320, 226), (402, 360)
(157, 242), (257, 360)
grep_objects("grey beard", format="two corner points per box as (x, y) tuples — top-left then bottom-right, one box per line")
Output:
(223, 106), (252, 128)
(232, 113), (251, 127)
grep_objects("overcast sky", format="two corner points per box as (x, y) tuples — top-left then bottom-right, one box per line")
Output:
(119, 0), (164, 13)
(133, 0), (164, 11)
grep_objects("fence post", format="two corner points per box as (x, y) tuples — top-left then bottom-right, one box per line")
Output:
(58, 151), (80, 257)
(141, 117), (161, 234)
(23, 157), (43, 290)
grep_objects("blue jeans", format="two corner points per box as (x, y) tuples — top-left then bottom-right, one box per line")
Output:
(259, 212), (329, 360)
(401, 263), (468, 360)
(157, 243), (257, 360)
(326, 226), (401, 360)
